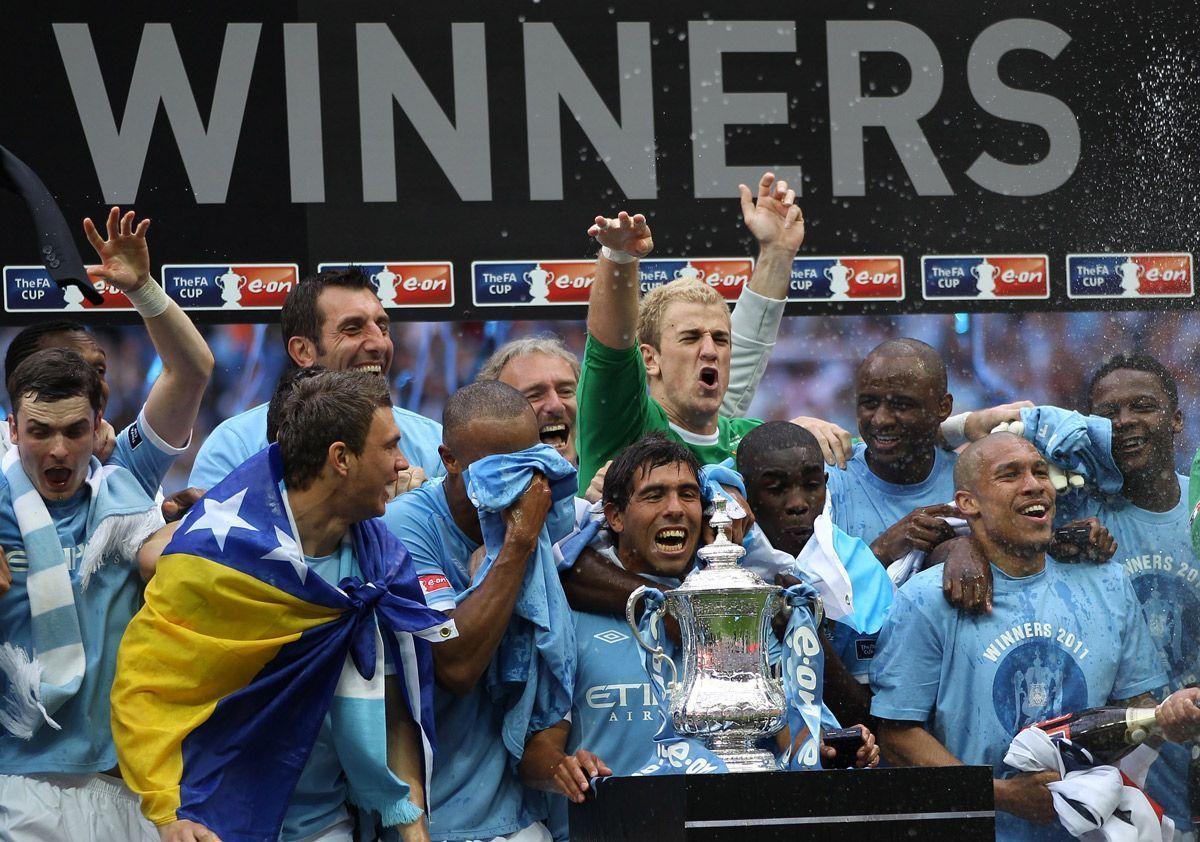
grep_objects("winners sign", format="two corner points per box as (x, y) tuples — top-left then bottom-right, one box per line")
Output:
(0, 1), (1196, 323)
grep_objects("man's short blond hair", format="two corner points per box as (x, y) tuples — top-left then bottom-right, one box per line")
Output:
(636, 279), (728, 348)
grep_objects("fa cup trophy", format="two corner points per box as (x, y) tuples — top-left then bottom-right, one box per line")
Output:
(626, 496), (818, 771)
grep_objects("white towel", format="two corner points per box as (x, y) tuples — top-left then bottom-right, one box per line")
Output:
(1004, 726), (1175, 841)
(886, 510), (970, 588)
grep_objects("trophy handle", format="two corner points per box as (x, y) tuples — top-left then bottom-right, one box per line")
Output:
(780, 586), (825, 628)
(810, 592), (825, 628)
(626, 585), (679, 687)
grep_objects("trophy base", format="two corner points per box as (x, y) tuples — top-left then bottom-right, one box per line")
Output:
(705, 734), (779, 772)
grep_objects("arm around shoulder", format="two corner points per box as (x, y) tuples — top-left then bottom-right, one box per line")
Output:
(188, 416), (256, 490)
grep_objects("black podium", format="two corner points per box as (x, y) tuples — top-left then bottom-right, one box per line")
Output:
(568, 766), (995, 841)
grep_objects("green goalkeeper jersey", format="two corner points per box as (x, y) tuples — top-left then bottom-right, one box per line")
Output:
(576, 334), (762, 494)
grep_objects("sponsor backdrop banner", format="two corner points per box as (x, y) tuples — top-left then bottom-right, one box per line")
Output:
(0, 0), (1197, 324)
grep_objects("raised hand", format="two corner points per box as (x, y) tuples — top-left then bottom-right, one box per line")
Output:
(739, 172), (804, 254)
(588, 211), (654, 259)
(83, 206), (151, 293)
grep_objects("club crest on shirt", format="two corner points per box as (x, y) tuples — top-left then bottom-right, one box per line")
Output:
(990, 640), (1088, 734)
(1130, 574), (1200, 688)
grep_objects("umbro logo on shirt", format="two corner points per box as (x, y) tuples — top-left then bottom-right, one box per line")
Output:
(594, 630), (629, 644)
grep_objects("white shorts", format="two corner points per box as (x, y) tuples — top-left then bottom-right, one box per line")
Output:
(455, 821), (553, 842)
(292, 814), (354, 842)
(493, 822), (553, 842)
(0, 772), (159, 842)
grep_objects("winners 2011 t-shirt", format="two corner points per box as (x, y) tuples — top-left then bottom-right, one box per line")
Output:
(824, 440), (958, 680)
(870, 560), (1165, 842)
(1055, 473), (1196, 829)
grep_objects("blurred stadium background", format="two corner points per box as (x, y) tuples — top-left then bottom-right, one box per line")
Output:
(5, 308), (1195, 493)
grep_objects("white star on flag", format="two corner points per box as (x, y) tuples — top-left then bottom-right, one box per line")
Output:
(185, 489), (256, 551)
(262, 525), (308, 583)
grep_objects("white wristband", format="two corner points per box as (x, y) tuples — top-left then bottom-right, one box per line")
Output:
(941, 412), (970, 448)
(126, 278), (172, 319)
(600, 245), (636, 264)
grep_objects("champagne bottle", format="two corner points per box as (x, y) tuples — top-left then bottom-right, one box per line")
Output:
(1029, 706), (1159, 763)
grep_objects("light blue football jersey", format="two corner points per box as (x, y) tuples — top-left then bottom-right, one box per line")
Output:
(0, 412), (183, 775)
(825, 440), (958, 679)
(280, 541), (359, 842)
(190, 402), (445, 490)
(383, 479), (543, 842)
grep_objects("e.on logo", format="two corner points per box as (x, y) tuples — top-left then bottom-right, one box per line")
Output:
(471, 260), (598, 306)
(788, 256), (904, 302)
(161, 263), (300, 310)
(690, 259), (754, 300)
(843, 258), (904, 299)
(1066, 253), (1193, 299)
(921, 255), (1049, 300)
(2, 266), (135, 312)
(318, 262), (455, 307)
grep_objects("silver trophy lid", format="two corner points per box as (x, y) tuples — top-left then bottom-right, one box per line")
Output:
(695, 494), (745, 569)
(673, 493), (775, 594)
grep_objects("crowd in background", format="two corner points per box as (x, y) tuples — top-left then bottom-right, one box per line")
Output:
(5, 308), (1195, 494)
(4, 193), (1200, 842)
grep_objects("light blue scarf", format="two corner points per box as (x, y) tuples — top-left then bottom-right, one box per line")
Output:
(459, 444), (578, 763)
(0, 447), (162, 739)
(775, 581), (835, 770)
(1020, 405), (1123, 494)
(630, 587), (729, 776)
